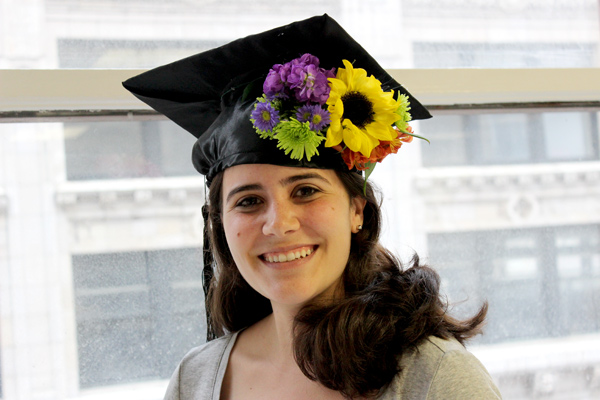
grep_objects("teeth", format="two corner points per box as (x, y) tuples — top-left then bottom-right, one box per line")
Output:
(264, 247), (313, 263)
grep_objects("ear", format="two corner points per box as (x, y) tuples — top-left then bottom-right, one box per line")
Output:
(350, 196), (367, 233)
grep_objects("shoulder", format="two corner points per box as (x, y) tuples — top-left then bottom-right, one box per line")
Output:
(383, 336), (502, 400)
(163, 333), (237, 400)
(179, 333), (235, 371)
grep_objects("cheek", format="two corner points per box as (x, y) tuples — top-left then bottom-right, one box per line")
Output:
(304, 203), (353, 237)
(222, 216), (243, 249)
(223, 214), (257, 257)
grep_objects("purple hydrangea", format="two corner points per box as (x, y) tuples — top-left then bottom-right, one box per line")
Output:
(296, 104), (331, 131)
(251, 101), (280, 131)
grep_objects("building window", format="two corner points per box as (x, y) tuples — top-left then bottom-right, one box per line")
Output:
(64, 120), (198, 180)
(72, 248), (205, 388)
(413, 42), (596, 68)
(58, 39), (225, 68)
(428, 224), (600, 344)
(420, 111), (599, 167)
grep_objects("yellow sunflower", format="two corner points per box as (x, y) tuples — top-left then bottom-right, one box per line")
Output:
(325, 60), (404, 157)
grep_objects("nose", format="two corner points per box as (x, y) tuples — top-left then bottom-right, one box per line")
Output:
(262, 199), (300, 237)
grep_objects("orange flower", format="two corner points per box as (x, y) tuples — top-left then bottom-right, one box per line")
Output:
(333, 126), (414, 170)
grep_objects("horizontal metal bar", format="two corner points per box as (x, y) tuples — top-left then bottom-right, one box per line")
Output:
(0, 109), (162, 123)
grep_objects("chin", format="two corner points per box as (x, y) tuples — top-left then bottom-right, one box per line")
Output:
(266, 281), (341, 309)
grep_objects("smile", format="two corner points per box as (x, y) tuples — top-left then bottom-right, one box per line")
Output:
(262, 246), (315, 263)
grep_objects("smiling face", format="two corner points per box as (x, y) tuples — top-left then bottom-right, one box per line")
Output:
(221, 164), (366, 308)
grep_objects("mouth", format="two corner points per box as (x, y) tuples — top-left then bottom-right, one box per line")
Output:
(260, 245), (316, 263)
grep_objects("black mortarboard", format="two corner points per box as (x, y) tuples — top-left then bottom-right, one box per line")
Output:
(122, 14), (431, 184)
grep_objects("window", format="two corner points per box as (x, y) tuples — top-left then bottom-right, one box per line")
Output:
(57, 39), (225, 68)
(420, 111), (599, 167)
(64, 120), (198, 180)
(428, 225), (600, 344)
(413, 42), (597, 68)
(73, 248), (205, 388)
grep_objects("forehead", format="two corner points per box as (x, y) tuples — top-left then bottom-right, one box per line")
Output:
(222, 164), (341, 190)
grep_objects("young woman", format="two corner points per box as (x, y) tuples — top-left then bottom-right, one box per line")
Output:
(124, 14), (502, 400)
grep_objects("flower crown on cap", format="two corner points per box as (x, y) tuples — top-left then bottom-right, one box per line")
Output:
(250, 53), (427, 183)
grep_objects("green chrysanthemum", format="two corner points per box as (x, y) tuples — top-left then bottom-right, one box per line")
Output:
(394, 93), (412, 131)
(275, 119), (325, 161)
(254, 127), (276, 140)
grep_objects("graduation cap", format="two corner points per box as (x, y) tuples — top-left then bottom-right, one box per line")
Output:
(122, 14), (431, 185)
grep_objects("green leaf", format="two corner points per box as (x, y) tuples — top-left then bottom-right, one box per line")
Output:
(399, 130), (430, 144)
(241, 79), (260, 102)
(364, 162), (377, 181)
(362, 162), (377, 194)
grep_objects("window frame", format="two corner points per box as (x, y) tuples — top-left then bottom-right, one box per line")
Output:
(1, 68), (600, 118)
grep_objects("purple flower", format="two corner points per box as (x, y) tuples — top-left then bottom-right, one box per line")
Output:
(296, 64), (334, 104)
(251, 101), (280, 131)
(263, 54), (336, 104)
(296, 104), (330, 131)
(323, 67), (336, 80)
(294, 53), (320, 67)
(285, 58), (335, 104)
(264, 64), (291, 100)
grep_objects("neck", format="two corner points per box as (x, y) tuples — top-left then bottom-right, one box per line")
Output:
(247, 282), (344, 368)
(261, 303), (300, 366)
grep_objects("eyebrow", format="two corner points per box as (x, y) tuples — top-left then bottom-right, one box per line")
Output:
(279, 172), (331, 187)
(225, 184), (263, 204)
(225, 172), (331, 203)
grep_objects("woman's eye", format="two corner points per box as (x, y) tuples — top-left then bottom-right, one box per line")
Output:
(294, 186), (319, 198)
(235, 196), (262, 209)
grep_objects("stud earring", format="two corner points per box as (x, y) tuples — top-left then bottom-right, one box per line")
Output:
(357, 225), (363, 231)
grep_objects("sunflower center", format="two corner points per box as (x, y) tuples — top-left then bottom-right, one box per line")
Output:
(341, 91), (375, 128)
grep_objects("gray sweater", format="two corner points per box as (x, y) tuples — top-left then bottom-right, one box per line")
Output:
(164, 332), (502, 399)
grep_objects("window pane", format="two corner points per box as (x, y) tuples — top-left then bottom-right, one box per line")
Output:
(64, 120), (198, 180)
(413, 42), (597, 68)
(421, 110), (600, 166)
(2, 0), (599, 69)
(542, 112), (596, 160)
(73, 249), (205, 388)
(416, 115), (467, 166)
(427, 226), (600, 343)
(57, 39), (225, 69)
(472, 114), (531, 164)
